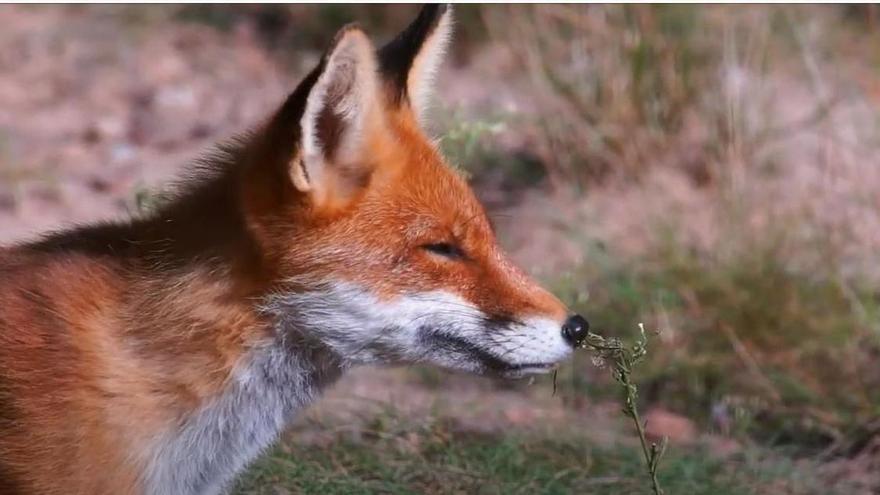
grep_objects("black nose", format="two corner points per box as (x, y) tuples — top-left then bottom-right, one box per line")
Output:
(562, 314), (590, 347)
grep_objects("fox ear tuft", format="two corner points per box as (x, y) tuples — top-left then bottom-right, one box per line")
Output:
(379, 5), (453, 123)
(293, 25), (382, 206)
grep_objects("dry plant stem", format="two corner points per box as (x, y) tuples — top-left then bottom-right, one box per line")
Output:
(581, 323), (667, 495)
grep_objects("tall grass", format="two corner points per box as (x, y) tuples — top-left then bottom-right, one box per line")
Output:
(470, 4), (880, 452)
(482, 5), (712, 186)
(555, 223), (880, 451)
(480, 5), (874, 190)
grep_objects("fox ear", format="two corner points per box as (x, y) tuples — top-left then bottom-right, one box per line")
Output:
(379, 5), (453, 123)
(292, 25), (382, 206)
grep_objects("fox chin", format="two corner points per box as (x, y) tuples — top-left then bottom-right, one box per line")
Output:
(0, 5), (589, 495)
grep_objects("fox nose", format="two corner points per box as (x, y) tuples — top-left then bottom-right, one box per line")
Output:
(561, 314), (590, 347)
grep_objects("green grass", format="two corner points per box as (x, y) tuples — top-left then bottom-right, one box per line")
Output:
(553, 231), (880, 452)
(233, 416), (832, 495)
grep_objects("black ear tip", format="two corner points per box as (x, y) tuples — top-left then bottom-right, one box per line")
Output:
(378, 4), (453, 106)
(410, 4), (450, 31)
(429, 4), (450, 16)
(422, 4), (450, 23)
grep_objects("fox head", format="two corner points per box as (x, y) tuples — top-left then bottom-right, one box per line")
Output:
(244, 6), (589, 377)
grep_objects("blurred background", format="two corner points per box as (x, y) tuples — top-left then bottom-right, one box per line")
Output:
(1, 5), (879, 494)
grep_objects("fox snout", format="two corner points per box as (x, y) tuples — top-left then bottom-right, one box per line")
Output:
(269, 282), (587, 379)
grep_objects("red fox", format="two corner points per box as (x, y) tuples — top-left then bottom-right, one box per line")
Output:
(0, 6), (589, 494)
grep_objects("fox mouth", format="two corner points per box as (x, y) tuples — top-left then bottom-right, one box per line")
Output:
(422, 332), (560, 377)
(505, 362), (556, 373)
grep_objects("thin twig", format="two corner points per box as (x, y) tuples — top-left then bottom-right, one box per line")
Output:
(580, 323), (666, 495)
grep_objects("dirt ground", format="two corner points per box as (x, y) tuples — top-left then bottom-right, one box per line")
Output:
(1, 5), (878, 493)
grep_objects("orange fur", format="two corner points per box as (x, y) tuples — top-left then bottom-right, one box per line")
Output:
(0, 7), (571, 494)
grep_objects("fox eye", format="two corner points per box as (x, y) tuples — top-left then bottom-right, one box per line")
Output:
(421, 242), (466, 260)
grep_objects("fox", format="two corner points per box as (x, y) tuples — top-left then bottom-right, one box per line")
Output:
(0, 5), (590, 495)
